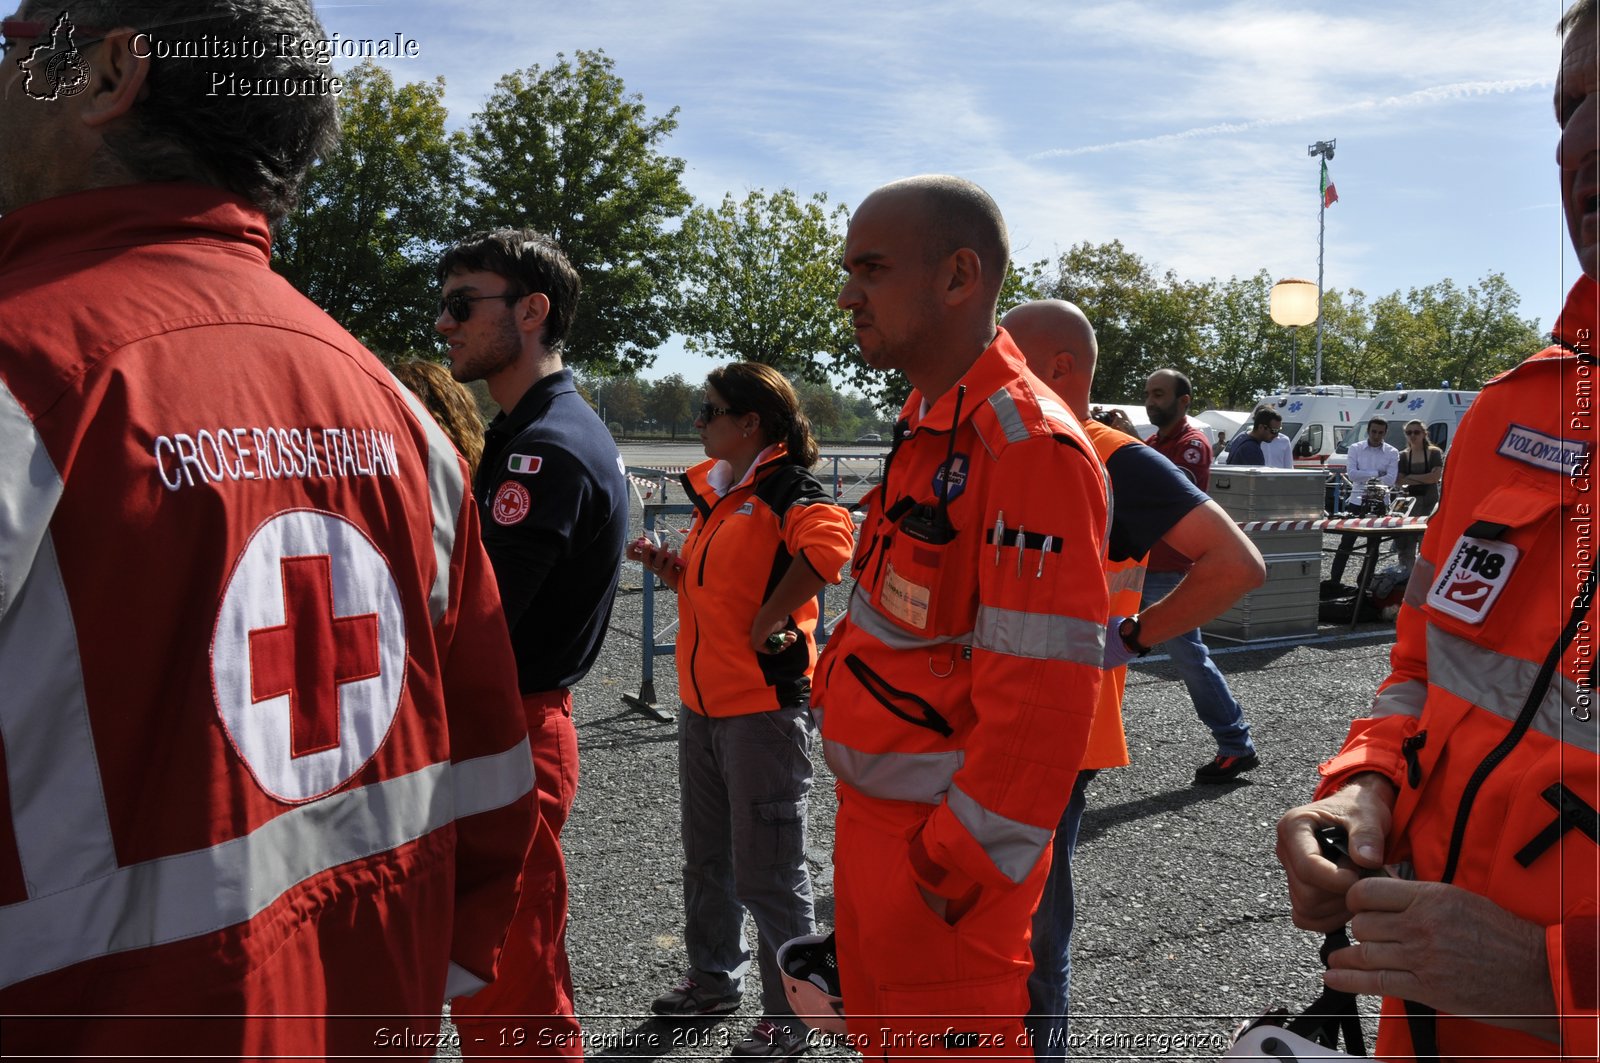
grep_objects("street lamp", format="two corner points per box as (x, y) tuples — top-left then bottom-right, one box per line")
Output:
(1270, 278), (1319, 388)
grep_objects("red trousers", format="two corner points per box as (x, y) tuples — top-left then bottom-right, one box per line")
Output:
(453, 690), (582, 1059)
(834, 787), (1047, 1061)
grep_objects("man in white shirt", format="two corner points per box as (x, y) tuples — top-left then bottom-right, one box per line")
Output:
(1260, 414), (1294, 469)
(1326, 418), (1401, 590)
(1344, 418), (1400, 498)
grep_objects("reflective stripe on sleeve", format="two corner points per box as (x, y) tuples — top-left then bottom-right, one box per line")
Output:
(0, 739), (534, 990)
(1403, 557), (1435, 608)
(1427, 624), (1599, 755)
(822, 739), (962, 804)
(946, 783), (1053, 884)
(397, 388), (465, 627)
(1370, 679), (1427, 720)
(987, 389), (1030, 444)
(0, 376), (58, 626)
(845, 587), (972, 650)
(0, 533), (118, 898)
(974, 605), (1105, 665)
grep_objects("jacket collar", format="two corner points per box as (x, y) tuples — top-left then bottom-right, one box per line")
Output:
(492, 367), (577, 434)
(900, 329), (1027, 434)
(0, 183), (271, 270)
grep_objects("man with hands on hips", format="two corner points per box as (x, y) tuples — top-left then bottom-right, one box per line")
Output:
(1275, 4), (1599, 1056)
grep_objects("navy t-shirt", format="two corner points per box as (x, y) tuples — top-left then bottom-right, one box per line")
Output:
(1102, 440), (1210, 564)
(475, 368), (629, 693)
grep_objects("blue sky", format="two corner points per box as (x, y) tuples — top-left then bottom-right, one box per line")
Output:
(317, 0), (1574, 386)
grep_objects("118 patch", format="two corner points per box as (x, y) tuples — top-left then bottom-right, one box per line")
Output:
(1427, 534), (1519, 624)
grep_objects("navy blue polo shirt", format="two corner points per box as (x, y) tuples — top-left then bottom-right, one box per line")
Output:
(475, 367), (629, 694)
(1103, 442), (1209, 563)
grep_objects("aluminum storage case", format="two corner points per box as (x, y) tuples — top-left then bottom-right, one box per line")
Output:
(1202, 468), (1325, 640)
(1206, 467), (1327, 522)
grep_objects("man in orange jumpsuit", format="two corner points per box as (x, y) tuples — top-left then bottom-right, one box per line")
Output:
(1003, 300), (1264, 1058)
(817, 177), (1109, 1058)
(1275, 4), (1600, 1056)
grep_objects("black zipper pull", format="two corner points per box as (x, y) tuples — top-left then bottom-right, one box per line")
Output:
(1402, 731), (1427, 789)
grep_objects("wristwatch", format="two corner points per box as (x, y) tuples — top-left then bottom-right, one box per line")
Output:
(1117, 614), (1151, 657)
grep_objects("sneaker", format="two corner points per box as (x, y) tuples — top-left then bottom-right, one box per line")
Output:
(1319, 579), (1352, 600)
(731, 1019), (809, 1060)
(1195, 751), (1260, 784)
(650, 975), (742, 1017)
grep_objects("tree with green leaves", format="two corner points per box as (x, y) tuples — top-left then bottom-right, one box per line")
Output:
(465, 50), (692, 374)
(273, 62), (464, 359)
(1041, 240), (1209, 405)
(678, 188), (853, 381)
(645, 373), (696, 439)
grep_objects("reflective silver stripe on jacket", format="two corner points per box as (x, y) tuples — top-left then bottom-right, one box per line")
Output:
(0, 380), (118, 899)
(947, 783), (1053, 884)
(1370, 679), (1427, 720)
(1403, 558), (1436, 608)
(0, 534), (117, 898)
(822, 739), (963, 804)
(1426, 623), (1599, 755)
(846, 587), (972, 650)
(397, 388), (465, 626)
(0, 376), (56, 626)
(987, 389), (1030, 444)
(975, 605), (1105, 666)
(0, 738), (533, 990)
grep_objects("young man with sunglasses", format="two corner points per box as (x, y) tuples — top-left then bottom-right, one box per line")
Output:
(435, 228), (629, 1058)
(0, 3), (535, 1058)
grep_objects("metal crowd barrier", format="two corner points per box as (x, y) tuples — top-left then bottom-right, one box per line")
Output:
(617, 461), (1398, 722)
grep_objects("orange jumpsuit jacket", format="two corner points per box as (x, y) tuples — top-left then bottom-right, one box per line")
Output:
(1314, 276), (1600, 1059)
(816, 332), (1110, 903)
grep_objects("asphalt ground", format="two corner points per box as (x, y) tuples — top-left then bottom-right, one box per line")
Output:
(445, 442), (1402, 1061)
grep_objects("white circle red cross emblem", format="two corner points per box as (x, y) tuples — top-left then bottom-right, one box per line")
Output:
(211, 509), (407, 802)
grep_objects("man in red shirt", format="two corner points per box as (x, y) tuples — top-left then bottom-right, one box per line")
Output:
(1142, 369), (1260, 783)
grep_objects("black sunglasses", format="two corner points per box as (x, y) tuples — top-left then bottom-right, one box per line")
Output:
(698, 403), (736, 422)
(438, 289), (521, 323)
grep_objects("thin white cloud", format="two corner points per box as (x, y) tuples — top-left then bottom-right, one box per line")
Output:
(1030, 77), (1550, 159)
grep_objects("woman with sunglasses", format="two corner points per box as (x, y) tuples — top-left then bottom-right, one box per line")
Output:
(1394, 418), (1444, 564)
(625, 363), (854, 1059)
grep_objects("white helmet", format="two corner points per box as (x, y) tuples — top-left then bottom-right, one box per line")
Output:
(777, 931), (846, 1035)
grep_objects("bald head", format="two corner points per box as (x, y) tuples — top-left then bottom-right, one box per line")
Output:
(863, 175), (1010, 302)
(999, 300), (1099, 417)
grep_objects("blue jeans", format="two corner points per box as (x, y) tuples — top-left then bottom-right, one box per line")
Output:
(1025, 769), (1097, 1061)
(1140, 570), (1255, 757)
(678, 704), (816, 1017)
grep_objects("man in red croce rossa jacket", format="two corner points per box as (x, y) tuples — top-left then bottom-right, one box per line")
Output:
(0, 2), (536, 1058)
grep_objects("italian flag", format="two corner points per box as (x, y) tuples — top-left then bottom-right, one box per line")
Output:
(508, 453), (542, 474)
(1321, 160), (1339, 208)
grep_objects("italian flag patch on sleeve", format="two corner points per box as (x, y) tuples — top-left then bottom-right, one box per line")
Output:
(508, 453), (543, 474)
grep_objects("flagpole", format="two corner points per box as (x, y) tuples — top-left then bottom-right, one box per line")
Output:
(1315, 192), (1326, 385)
(1307, 139), (1336, 386)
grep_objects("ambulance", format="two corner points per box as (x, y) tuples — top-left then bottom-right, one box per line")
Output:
(1257, 385), (1375, 467)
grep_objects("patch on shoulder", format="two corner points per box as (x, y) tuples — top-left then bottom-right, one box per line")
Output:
(1497, 424), (1587, 475)
(492, 481), (532, 526)
(507, 453), (542, 475)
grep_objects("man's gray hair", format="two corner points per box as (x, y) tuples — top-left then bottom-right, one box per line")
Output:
(1562, 0), (1596, 35)
(25, 0), (340, 221)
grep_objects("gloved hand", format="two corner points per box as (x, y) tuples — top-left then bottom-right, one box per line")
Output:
(1102, 615), (1137, 670)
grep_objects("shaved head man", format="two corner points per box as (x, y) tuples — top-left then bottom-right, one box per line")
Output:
(1003, 300), (1263, 1056)
(822, 188), (1112, 1054)
(839, 175), (1009, 400)
(999, 299), (1099, 416)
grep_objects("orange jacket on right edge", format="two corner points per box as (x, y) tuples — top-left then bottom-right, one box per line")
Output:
(1314, 275), (1600, 1060)
(815, 333), (1109, 903)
